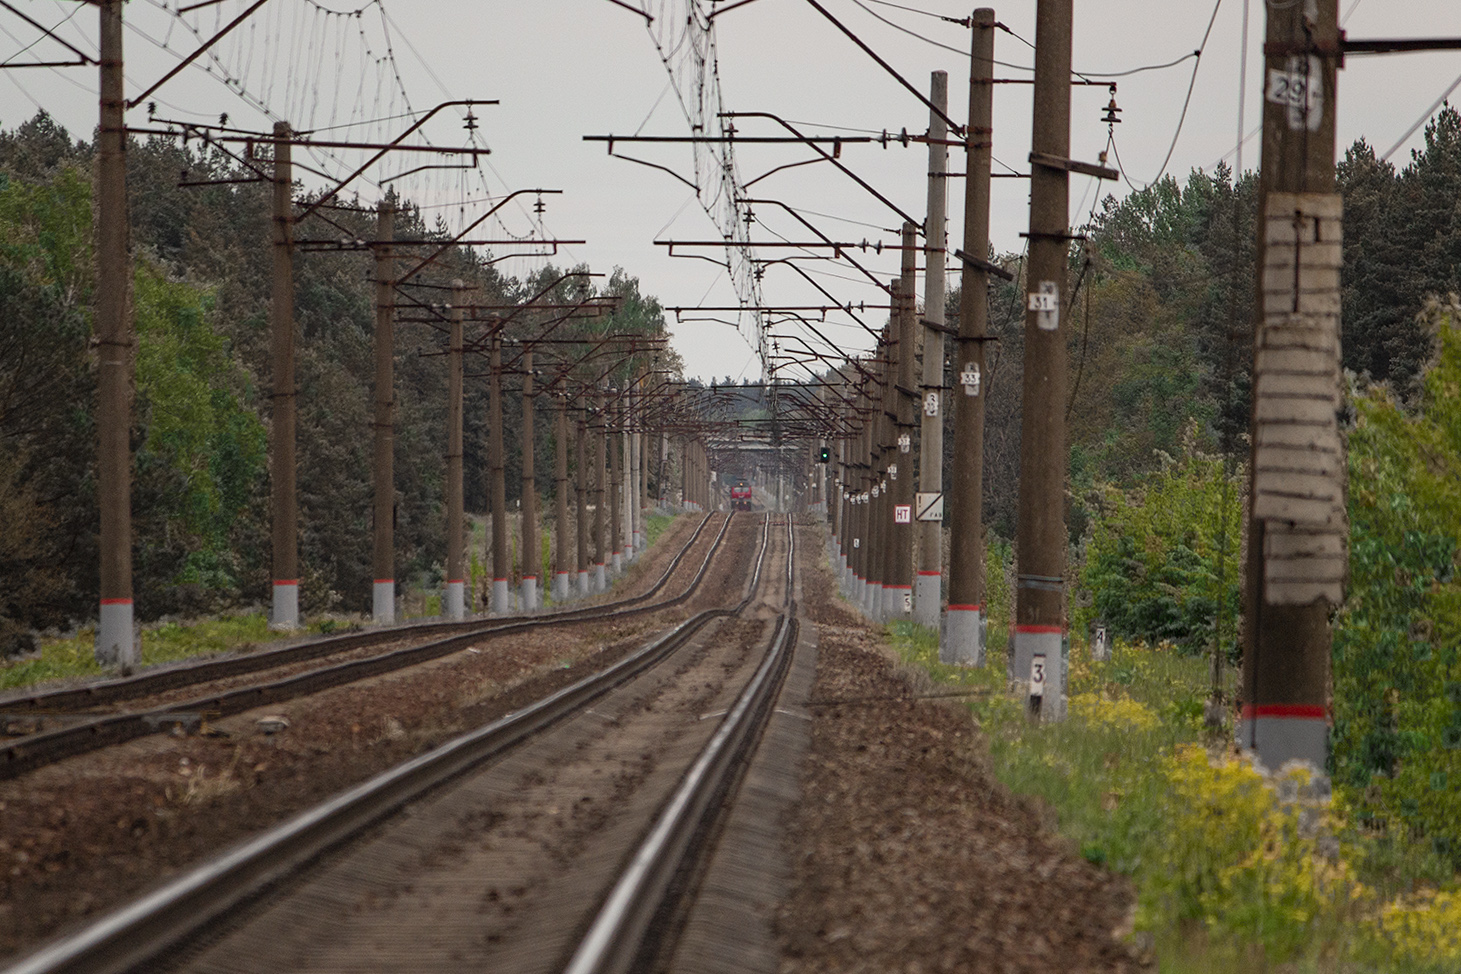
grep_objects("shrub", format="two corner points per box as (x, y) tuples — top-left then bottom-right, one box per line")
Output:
(1075, 426), (1242, 655)
(1336, 301), (1461, 871)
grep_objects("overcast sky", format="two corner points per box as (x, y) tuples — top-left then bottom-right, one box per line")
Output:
(3, 0), (1458, 381)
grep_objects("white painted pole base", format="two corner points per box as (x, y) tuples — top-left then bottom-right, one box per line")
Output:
(884, 584), (912, 622)
(577, 570), (591, 596)
(611, 552), (622, 575)
(553, 572), (572, 603)
(1239, 710), (1329, 772)
(593, 564), (607, 593)
(521, 577), (538, 613)
(491, 579), (511, 616)
(271, 581), (300, 630)
(445, 580), (465, 620)
(941, 605), (984, 666)
(1013, 625), (1065, 722)
(913, 573), (940, 629)
(97, 600), (137, 668)
(865, 582), (883, 621)
(373, 581), (395, 625)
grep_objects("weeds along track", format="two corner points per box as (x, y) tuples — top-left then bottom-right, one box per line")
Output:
(2, 515), (801, 974)
(0, 513), (732, 782)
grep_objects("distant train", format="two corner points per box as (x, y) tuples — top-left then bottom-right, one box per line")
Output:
(730, 481), (753, 512)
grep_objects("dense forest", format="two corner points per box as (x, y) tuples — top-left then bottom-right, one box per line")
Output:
(0, 111), (669, 653)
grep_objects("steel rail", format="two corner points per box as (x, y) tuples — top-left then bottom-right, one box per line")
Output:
(564, 515), (797, 974)
(0, 515), (778, 974)
(0, 515), (733, 781)
(1, 513), (719, 717)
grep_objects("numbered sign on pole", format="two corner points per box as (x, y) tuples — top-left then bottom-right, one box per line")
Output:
(1030, 653), (1047, 697)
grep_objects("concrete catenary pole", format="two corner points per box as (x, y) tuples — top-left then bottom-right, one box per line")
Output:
(593, 395), (608, 592)
(445, 282), (466, 619)
(915, 70), (950, 631)
(554, 395), (573, 602)
(609, 395), (624, 574)
(1240, 0), (1343, 771)
(371, 202), (396, 624)
(269, 121), (300, 630)
(520, 347), (539, 611)
(95, 0), (135, 667)
(489, 333), (510, 614)
(1014, 0), (1073, 720)
(945, 9), (997, 665)
(629, 375), (642, 555)
(886, 223), (919, 621)
(576, 408), (592, 595)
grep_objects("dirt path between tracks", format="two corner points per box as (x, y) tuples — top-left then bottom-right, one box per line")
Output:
(776, 526), (1142, 974)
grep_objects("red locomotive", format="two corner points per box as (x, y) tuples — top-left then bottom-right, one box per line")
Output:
(730, 481), (753, 512)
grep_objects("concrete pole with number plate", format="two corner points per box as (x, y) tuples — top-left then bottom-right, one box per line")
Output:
(916, 71), (950, 630)
(945, 9), (997, 665)
(1013, 0), (1072, 720)
(1240, 0), (1342, 772)
(886, 223), (919, 621)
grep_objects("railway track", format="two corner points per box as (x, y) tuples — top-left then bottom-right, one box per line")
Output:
(0, 513), (731, 782)
(2, 514), (801, 974)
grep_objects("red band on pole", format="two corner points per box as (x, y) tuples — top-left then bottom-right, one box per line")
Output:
(946, 603), (982, 612)
(447, 579), (465, 585)
(373, 579), (394, 585)
(1015, 624), (1063, 634)
(1241, 704), (1327, 720)
(272, 580), (299, 587)
(100, 598), (133, 606)
(917, 571), (942, 577)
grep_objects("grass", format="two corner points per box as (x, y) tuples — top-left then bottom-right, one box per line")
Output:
(883, 620), (1461, 973)
(644, 511), (675, 548)
(1, 613), (350, 691)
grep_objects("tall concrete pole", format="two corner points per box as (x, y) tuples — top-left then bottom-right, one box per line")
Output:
(489, 333), (510, 614)
(886, 223), (919, 621)
(554, 395), (573, 602)
(269, 121), (300, 630)
(95, 0), (135, 667)
(629, 376), (642, 555)
(945, 9), (997, 665)
(576, 409), (592, 595)
(867, 344), (889, 621)
(609, 396), (624, 574)
(593, 396), (608, 592)
(1014, 0), (1073, 720)
(444, 282), (466, 619)
(1240, 0), (1343, 771)
(520, 348), (539, 611)
(371, 202), (396, 624)
(915, 70), (950, 630)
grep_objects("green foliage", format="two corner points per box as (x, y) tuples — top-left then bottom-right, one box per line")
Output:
(644, 512), (676, 548)
(0, 613), (276, 689)
(133, 265), (266, 592)
(1335, 302), (1461, 871)
(1076, 427), (1242, 654)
